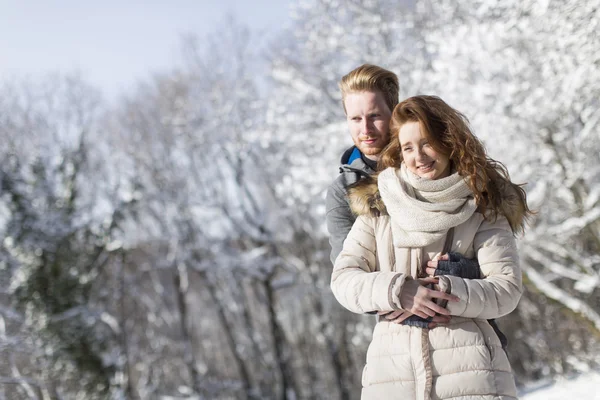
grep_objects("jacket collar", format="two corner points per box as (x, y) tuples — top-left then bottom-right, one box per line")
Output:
(339, 146), (377, 176)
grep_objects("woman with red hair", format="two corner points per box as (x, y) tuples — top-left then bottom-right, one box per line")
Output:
(331, 95), (531, 399)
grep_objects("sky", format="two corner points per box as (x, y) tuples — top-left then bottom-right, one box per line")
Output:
(0, 0), (293, 98)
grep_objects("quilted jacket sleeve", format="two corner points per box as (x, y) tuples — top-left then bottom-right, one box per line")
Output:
(330, 215), (408, 314)
(326, 179), (356, 266)
(438, 216), (523, 319)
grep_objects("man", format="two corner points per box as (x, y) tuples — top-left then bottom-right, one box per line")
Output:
(325, 65), (509, 344)
(325, 64), (398, 265)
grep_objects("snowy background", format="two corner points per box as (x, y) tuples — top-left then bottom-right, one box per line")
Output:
(521, 371), (600, 399)
(1, 0), (599, 399)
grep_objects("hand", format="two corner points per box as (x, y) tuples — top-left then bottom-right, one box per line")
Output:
(399, 277), (460, 319)
(379, 310), (451, 328)
(428, 252), (482, 279)
(378, 309), (413, 324)
(426, 253), (449, 277)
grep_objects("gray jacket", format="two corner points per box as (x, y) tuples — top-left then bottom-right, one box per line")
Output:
(325, 146), (375, 265)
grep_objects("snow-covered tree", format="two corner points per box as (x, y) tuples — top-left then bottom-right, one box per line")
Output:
(418, 0), (600, 363)
(2, 1), (598, 398)
(0, 75), (131, 399)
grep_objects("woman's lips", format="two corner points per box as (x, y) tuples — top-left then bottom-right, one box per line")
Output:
(418, 161), (435, 171)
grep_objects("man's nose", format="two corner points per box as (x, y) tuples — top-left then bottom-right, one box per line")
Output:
(361, 118), (372, 132)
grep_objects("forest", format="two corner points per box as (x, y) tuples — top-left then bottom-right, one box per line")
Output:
(1, 0), (599, 399)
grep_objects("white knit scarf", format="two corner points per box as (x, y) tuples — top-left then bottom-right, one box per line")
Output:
(378, 163), (477, 248)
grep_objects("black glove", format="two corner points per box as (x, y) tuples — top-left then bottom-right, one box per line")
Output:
(399, 314), (432, 328)
(398, 252), (480, 328)
(431, 253), (508, 348)
(434, 252), (482, 279)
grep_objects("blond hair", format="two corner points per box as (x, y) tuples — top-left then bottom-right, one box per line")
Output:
(339, 64), (399, 114)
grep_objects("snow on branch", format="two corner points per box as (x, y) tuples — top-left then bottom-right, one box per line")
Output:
(531, 240), (600, 275)
(523, 263), (600, 331)
(584, 186), (600, 211)
(526, 245), (588, 282)
(0, 305), (24, 322)
(546, 206), (600, 237)
(0, 376), (40, 386)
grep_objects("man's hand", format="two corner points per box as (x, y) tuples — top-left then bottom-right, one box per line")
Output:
(426, 252), (482, 279)
(425, 253), (449, 277)
(399, 277), (459, 319)
(378, 310), (451, 328)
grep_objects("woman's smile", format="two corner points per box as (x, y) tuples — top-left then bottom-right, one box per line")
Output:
(417, 161), (435, 172)
(399, 121), (450, 180)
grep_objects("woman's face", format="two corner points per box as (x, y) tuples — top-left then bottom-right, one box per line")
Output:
(399, 121), (450, 180)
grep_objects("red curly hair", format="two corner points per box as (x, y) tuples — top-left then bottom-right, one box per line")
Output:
(379, 95), (531, 234)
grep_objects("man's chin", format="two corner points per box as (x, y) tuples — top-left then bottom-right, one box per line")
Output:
(359, 146), (383, 158)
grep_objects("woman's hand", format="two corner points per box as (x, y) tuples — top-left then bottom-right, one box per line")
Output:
(400, 277), (459, 319)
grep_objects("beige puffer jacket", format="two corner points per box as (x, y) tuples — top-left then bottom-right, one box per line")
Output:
(331, 182), (523, 400)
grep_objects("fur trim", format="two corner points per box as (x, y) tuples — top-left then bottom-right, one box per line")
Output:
(347, 175), (387, 217)
(497, 180), (528, 234)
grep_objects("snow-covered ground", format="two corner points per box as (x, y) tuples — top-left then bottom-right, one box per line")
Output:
(520, 371), (600, 400)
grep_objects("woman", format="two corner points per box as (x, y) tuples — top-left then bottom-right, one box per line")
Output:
(331, 95), (530, 399)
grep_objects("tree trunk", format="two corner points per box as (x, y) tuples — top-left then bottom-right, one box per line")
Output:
(118, 254), (135, 399)
(174, 263), (203, 395)
(262, 276), (299, 400)
(200, 271), (252, 399)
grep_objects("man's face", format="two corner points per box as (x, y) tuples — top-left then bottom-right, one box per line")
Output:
(344, 90), (392, 161)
